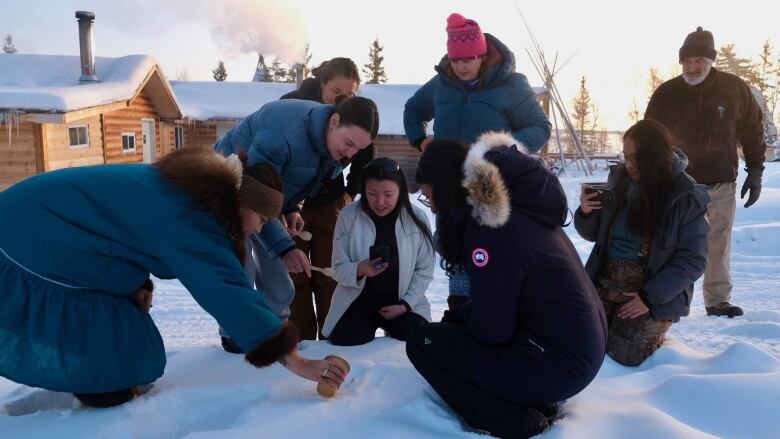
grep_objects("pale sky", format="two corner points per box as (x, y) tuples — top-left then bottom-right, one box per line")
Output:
(2, 0), (779, 129)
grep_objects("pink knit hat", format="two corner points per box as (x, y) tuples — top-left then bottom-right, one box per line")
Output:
(446, 13), (487, 60)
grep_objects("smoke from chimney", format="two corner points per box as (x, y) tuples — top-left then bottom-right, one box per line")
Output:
(169, 0), (307, 63)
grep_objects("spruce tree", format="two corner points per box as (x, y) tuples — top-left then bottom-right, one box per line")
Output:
(3, 34), (17, 54)
(363, 38), (387, 84)
(716, 44), (762, 88)
(647, 68), (664, 103)
(212, 60), (227, 81)
(571, 76), (592, 152)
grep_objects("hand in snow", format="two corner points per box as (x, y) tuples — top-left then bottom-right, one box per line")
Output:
(618, 292), (649, 319)
(379, 305), (407, 320)
(132, 287), (153, 313)
(283, 249), (311, 277)
(281, 351), (347, 389)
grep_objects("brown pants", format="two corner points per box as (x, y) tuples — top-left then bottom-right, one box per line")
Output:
(595, 259), (673, 366)
(289, 197), (347, 340)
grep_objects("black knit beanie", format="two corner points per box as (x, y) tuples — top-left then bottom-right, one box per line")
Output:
(679, 26), (716, 63)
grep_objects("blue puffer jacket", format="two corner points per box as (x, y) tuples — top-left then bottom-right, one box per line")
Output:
(574, 149), (710, 320)
(215, 99), (338, 256)
(403, 34), (551, 152)
(0, 164), (282, 393)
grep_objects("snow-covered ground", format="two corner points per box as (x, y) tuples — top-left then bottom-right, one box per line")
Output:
(2, 161), (780, 438)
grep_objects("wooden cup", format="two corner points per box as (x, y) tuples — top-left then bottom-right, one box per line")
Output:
(316, 354), (350, 398)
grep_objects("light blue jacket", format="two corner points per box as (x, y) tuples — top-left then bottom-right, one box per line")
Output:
(215, 99), (339, 256)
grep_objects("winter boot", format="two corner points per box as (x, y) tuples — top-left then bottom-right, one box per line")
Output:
(705, 302), (744, 318)
(74, 388), (137, 408)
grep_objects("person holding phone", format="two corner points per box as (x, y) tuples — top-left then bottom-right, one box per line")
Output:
(575, 120), (710, 366)
(322, 158), (435, 345)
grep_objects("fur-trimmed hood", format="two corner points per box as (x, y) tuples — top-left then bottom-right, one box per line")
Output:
(464, 132), (568, 228)
(155, 148), (245, 262)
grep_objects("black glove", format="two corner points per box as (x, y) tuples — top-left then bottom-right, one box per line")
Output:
(447, 295), (470, 311)
(740, 168), (762, 208)
(440, 310), (461, 324)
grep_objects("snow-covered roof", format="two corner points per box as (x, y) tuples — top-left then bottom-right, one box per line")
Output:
(170, 81), (296, 122)
(171, 81), (548, 136)
(0, 54), (173, 114)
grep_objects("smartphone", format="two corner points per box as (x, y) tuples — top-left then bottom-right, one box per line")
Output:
(369, 245), (390, 270)
(581, 182), (611, 204)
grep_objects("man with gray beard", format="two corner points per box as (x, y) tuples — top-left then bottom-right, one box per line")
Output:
(645, 26), (766, 318)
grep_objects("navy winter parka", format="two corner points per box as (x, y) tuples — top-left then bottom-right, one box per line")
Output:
(452, 132), (606, 402)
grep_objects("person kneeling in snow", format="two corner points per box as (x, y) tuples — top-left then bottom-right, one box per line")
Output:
(0, 148), (346, 408)
(575, 119), (710, 366)
(322, 158), (435, 345)
(407, 134), (607, 438)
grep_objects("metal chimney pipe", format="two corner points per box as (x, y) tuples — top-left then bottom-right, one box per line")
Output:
(75, 11), (98, 83)
(294, 63), (304, 88)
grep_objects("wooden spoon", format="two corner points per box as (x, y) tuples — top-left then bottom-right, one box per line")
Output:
(310, 266), (335, 278)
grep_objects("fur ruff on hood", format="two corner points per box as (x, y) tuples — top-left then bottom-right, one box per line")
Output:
(463, 132), (527, 228)
(155, 148), (245, 263)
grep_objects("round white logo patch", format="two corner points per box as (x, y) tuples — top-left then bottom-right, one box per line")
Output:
(471, 248), (489, 267)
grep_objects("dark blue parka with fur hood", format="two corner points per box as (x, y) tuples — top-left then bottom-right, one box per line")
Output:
(452, 132), (607, 403)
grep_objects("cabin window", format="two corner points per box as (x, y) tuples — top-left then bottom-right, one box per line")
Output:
(174, 125), (184, 149)
(122, 133), (136, 153)
(68, 125), (89, 149)
(216, 124), (232, 141)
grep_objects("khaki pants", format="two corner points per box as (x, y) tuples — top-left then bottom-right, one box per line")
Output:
(703, 182), (736, 307)
(596, 259), (673, 366)
(288, 197), (347, 340)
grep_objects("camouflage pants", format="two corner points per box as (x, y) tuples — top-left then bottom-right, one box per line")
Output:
(595, 259), (673, 366)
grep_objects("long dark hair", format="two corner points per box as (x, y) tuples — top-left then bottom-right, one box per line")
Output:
(361, 158), (433, 249)
(415, 140), (470, 272)
(312, 57), (361, 86)
(615, 119), (677, 238)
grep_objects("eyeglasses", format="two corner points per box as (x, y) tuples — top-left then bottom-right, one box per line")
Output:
(617, 151), (638, 165)
(417, 192), (431, 208)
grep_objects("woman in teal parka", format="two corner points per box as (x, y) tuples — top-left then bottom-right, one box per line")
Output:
(0, 148), (347, 407)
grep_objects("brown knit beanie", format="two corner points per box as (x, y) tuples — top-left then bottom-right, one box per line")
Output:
(679, 26), (716, 63)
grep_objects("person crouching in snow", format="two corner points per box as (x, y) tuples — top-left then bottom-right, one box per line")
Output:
(322, 158), (435, 345)
(406, 133), (607, 438)
(0, 148), (346, 408)
(575, 120), (710, 366)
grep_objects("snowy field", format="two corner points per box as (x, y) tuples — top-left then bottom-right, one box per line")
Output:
(2, 161), (780, 438)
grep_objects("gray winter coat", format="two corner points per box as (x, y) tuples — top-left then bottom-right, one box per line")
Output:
(574, 150), (710, 320)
